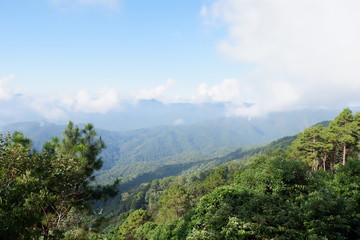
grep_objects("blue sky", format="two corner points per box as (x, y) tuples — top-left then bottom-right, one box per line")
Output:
(1, 0), (247, 96)
(1, 0), (360, 122)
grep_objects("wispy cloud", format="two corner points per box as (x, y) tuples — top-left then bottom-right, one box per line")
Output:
(173, 118), (185, 126)
(61, 87), (120, 113)
(50, 0), (121, 11)
(203, 0), (360, 116)
(29, 97), (69, 121)
(0, 75), (16, 101)
(0, 78), (122, 122)
(192, 78), (299, 117)
(192, 79), (249, 105)
(135, 79), (175, 101)
(0, 78), (177, 122)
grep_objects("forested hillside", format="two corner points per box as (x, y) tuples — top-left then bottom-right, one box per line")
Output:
(93, 134), (297, 221)
(0, 109), (359, 239)
(0, 108), (338, 186)
(0, 122), (118, 239)
(4, 0), (360, 239)
(98, 109), (360, 239)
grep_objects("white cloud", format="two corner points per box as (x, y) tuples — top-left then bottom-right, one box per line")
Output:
(173, 118), (185, 126)
(203, 0), (360, 116)
(200, 6), (208, 18)
(0, 75), (16, 101)
(26, 87), (120, 121)
(136, 79), (175, 100)
(192, 78), (300, 117)
(29, 96), (69, 121)
(62, 87), (120, 113)
(192, 79), (250, 104)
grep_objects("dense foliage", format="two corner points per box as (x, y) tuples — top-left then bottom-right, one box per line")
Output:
(0, 122), (117, 239)
(0, 118), (303, 185)
(1, 109), (359, 239)
(102, 109), (359, 239)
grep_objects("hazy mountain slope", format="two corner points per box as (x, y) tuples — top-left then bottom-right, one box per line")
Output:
(0, 108), (345, 185)
(0, 99), (227, 132)
(0, 121), (64, 150)
(3, 99), (355, 133)
(96, 135), (298, 217)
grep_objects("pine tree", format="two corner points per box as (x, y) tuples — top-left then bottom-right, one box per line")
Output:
(291, 125), (332, 170)
(329, 108), (356, 165)
(0, 122), (116, 239)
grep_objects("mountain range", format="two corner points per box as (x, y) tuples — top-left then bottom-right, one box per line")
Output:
(0, 105), (353, 186)
(2, 99), (356, 132)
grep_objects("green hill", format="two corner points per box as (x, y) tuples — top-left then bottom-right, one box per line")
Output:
(0, 113), (323, 185)
(97, 109), (359, 240)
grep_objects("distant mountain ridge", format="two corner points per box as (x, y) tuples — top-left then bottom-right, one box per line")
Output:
(0, 99), (227, 131)
(3, 99), (358, 132)
(0, 107), (353, 185)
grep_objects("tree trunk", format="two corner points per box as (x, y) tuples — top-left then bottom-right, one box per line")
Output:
(331, 148), (336, 173)
(342, 144), (346, 165)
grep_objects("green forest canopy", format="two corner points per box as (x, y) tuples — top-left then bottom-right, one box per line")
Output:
(109, 108), (360, 240)
(1, 109), (359, 239)
(0, 122), (117, 240)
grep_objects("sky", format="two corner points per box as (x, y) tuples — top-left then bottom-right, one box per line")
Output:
(1, 0), (360, 123)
